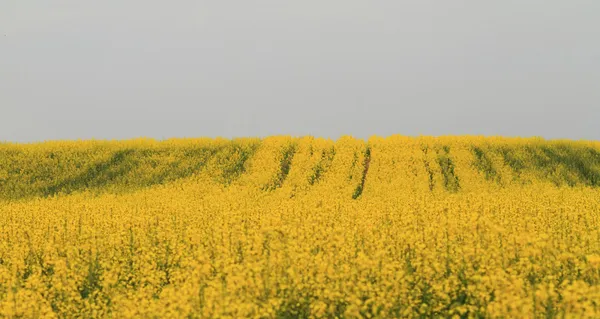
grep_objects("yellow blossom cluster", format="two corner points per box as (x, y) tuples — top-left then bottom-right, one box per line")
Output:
(1, 136), (600, 318)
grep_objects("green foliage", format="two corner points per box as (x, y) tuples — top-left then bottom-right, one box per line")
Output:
(522, 143), (600, 187)
(0, 140), (256, 200)
(264, 143), (297, 191)
(308, 147), (335, 185)
(472, 146), (499, 182)
(352, 146), (371, 199)
(437, 146), (460, 192)
(212, 139), (261, 185)
(2, 138), (600, 202)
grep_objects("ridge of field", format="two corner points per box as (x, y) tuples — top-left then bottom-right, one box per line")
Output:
(1, 135), (600, 201)
(1, 136), (600, 318)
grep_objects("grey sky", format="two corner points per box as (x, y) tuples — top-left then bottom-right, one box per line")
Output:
(1, 1), (599, 142)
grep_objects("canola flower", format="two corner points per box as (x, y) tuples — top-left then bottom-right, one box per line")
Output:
(1, 136), (600, 318)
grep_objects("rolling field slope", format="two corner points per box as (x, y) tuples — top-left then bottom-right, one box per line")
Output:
(1, 136), (600, 318)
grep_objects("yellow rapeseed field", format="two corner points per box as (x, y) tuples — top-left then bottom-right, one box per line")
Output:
(1, 136), (600, 318)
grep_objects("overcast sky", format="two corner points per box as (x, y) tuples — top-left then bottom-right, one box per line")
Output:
(1, 1), (599, 142)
